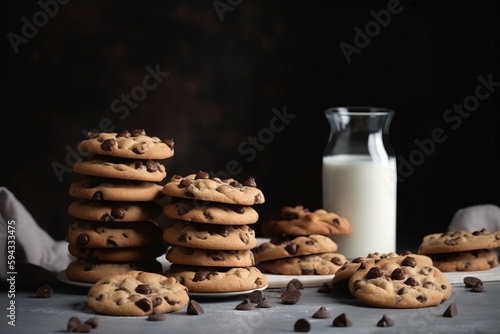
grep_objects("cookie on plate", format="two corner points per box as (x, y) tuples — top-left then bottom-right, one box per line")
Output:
(73, 157), (167, 182)
(166, 246), (255, 267)
(66, 220), (163, 248)
(417, 229), (500, 255)
(349, 255), (452, 308)
(257, 252), (347, 275)
(253, 234), (338, 263)
(164, 264), (267, 293)
(69, 176), (163, 201)
(68, 243), (165, 262)
(77, 129), (174, 160)
(161, 172), (265, 205)
(163, 199), (259, 225)
(67, 200), (162, 222)
(262, 205), (352, 238)
(163, 222), (257, 250)
(429, 249), (499, 272)
(65, 259), (163, 283)
(87, 270), (188, 316)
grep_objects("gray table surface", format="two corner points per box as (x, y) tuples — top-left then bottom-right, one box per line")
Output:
(1, 280), (499, 334)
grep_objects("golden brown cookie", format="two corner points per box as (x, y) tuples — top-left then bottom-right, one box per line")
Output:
(67, 200), (162, 222)
(87, 271), (188, 316)
(166, 246), (255, 267)
(161, 172), (264, 205)
(429, 249), (499, 272)
(417, 229), (500, 254)
(257, 252), (347, 275)
(262, 205), (352, 237)
(77, 129), (174, 160)
(163, 222), (257, 250)
(164, 264), (267, 293)
(68, 243), (165, 261)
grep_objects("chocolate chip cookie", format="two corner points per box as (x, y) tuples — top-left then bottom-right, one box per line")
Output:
(166, 246), (255, 267)
(349, 255), (452, 308)
(417, 229), (500, 254)
(262, 205), (352, 238)
(87, 271), (188, 316)
(77, 129), (174, 160)
(161, 172), (265, 205)
(163, 222), (257, 250)
(68, 243), (165, 262)
(164, 264), (267, 293)
(163, 199), (259, 225)
(253, 234), (338, 263)
(67, 200), (162, 222)
(429, 249), (499, 272)
(257, 252), (347, 275)
(66, 220), (163, 248)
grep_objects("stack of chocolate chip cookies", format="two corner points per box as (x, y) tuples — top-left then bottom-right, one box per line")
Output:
(161, 171), (268, 293)
(64, 129), (174, 283)
(254, 205), (352, 275)
(417, 229), (500, 272)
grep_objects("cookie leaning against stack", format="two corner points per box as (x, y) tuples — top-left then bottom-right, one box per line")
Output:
(64, 129), (174, 284)
(254, 205), (351, 275)
(417, 229), (500, 272)
(161, 171), (268, 293)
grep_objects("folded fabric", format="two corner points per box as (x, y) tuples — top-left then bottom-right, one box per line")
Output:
(448, 204), (500, 233)
(0, 187), (74, 283)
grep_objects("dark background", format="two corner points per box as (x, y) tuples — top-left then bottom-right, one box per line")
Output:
(2, 0), (499, 252)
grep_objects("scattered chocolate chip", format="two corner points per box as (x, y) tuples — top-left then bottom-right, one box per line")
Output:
(281, 284), (301, 304)
(164, 138), (175, 150)
(66, 317), (91, 332)
(443, 302), (458, 317)
(312, 306), (331, 319)
(288, 278), (304, 290)
(132, 143), (148, 154)
(147, 311), (166, 321)
(391, 268), (405, 280)
(187, 300), (204, 315)
(376, 314), (395, 327)
(316, 282), (331, 293)
(84, 317), (99, 328)
(285, 243), (298, 255)
(135, 284), (151, 294)
(35, 284), (53, 298)
(145, 160), (158, 172)
(178, 179), (191, 188)
(401, 256), (417, 268)
(235, 298), (255, 310)
(242, 178), (257, 187)
(248, 290), (263, 303)
(135, 298), (152, 312)
(332, 313), (352, 327)
(111, 206), (126, 219)
(230, 181), (242, 187)
(106, 237), (118, 247)
(117, 130), (131, 138)
(404, 277), (419, 287)
(256, 297), (273, 308)
(416, 294), (428, 303)
(92, 191), (103, 200)
(76, 234), (89, 247)
(294, 318), (311, 332)
(131, 129), (146, 136)
(195, 171), (209, 179)
(366, 267), (383, 279)
(463, 276), (482, 288)
(470, 281), (485, 292)
(101, 138), (116, 151)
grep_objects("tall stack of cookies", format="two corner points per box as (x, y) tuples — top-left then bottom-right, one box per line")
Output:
(162, 171), (268, 294)
(254, 205), (352, 275)
(417, 229), (500, 272)
(64, 129), (174, 284)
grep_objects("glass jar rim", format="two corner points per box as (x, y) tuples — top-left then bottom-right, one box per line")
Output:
(325, 106), (394, 115)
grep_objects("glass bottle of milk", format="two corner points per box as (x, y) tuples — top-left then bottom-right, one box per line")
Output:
(322, 107), (397, 259)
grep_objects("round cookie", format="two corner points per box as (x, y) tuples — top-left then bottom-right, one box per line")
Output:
(417, 229), (500, 255)
(164, 264), (267, 293)
(163, 199), (259, 225)
(68, 243), (165, 261)
(253, 234), (338, 263)
(67, 200), (162, 222)
(163, 222), (257, 250)
(166, 246), (255, 267)
(65, 259), (163, 284)
(429, 249), (499, 272)
(161, 172), (265, 205)
(69, 176), (163, 201)
(77, 129), (174, 160)
(87, 270), (188, 316)
(262, 205), (352, 238)
(257, 252), (348, 275)
(349, 255), (452, 308)
(73, 157), (167, 182)
(66, 220), (163, 248)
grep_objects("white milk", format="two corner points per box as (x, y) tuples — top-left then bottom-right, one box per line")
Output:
(322, 154), (397, 259)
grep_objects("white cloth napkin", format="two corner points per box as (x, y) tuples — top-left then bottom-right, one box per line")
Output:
(0, 187), (74, 282)
(448, 204), (500, 233)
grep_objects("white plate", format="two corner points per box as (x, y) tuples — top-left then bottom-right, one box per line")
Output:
(57, 270), (93, 288)
(188, 285), (268, 298)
